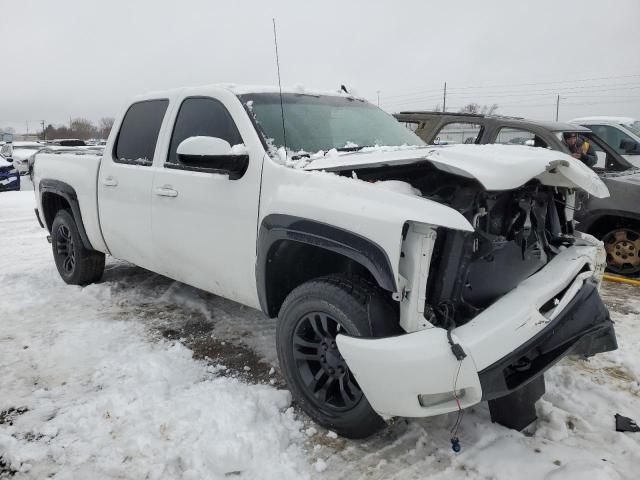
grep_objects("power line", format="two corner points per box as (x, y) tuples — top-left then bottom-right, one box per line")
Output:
(382, 72), (640, 100)
(383, 84), (640, 108)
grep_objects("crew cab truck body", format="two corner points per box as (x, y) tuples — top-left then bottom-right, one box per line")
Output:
(33, 85), (617, 438)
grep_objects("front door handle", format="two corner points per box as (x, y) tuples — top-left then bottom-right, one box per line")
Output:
(103, 176), (118, 187)
(154, 185), (178, 197)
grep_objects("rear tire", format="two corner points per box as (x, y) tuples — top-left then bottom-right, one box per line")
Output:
(51, 209), (105, 285)
(276, 274), (398, 439)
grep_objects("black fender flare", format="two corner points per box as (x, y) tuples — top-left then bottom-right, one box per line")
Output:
(39, 179), (93, 250)
(256, 214), (397, 317)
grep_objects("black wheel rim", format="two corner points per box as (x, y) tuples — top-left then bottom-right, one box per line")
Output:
(603, 228), (640, 275)
(292, 312), (362, 411)
(56, 224), (76, 274)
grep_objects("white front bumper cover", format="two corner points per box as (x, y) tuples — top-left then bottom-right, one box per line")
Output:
(337, 240), (611, 418)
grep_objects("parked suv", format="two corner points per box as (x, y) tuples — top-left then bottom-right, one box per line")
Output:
(32, 86), (616, 437)
(396, 111), (640, 276)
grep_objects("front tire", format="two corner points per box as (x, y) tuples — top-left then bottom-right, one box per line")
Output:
(51, 209), (105, 285)
(277, 275), (397, 439)
(602, 227), (640, 276)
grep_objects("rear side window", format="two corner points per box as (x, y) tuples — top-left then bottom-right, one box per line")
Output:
(495, 127), (548, 148)
(167, 97), (243, 164)
(401, 121), (421, 132)
(114, 99), (169, 165)
(434, 122), (482, 145)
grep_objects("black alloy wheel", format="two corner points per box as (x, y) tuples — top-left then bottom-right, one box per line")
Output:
(51, 209), (105, 285)
(55, 224), (76, 274)
(292, 311), (362, 411)
(277, 274), (396, 438)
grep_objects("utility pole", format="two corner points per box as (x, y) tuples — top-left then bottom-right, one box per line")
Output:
(443, 82), (447, 112)
(26, 121), (29, 135)
(41, 120), (46, 141)
(376, 90), (381, 107)
(555, 95), (560, 121)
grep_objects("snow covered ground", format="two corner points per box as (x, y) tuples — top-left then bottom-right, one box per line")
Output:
(1, 188), (639, 479)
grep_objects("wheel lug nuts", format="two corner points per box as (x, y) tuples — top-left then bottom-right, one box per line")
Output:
(328, 367), (335, 375)
(338, 366), (345, 374)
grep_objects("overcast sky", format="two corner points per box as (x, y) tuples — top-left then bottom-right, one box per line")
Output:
(2, 0), (639, 133)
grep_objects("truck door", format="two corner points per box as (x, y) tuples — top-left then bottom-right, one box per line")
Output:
(98, 99), (170, 270)
(150, 95), (262, 308)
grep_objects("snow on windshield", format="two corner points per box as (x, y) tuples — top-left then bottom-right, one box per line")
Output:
(238, 92), (424, 166)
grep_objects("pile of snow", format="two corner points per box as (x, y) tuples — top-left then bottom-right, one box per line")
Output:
(0, 192), (309, 479)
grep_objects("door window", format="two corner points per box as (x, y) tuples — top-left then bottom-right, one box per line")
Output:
(495, 127), (548, 148)
(582, 133), (630, 171)
(114, 100), (169, 165)
(590, 125), (639, 155)
(167, 97), (243, 165)
(433, 122), (482, 145)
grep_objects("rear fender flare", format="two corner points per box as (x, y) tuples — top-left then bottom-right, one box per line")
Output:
(40, 179), (93, 250)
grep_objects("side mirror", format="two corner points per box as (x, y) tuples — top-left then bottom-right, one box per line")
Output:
(619, 138), (640, 155)
(176, 136), (249, 180)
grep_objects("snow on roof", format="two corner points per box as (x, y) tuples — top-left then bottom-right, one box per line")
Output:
(571, 116), (637, 125)
(223, 84), (362, 99)
(11, 141), (43, 148)
(134, 84), (364, 102)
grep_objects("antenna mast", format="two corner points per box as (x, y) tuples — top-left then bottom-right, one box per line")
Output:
(272, 18), (287, 157)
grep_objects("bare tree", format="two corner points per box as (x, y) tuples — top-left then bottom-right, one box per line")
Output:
(70, 118), (98, 140)
(98, 117), (115, 139)
(459, 103), (499, 115)
(1, 126), (16, 134)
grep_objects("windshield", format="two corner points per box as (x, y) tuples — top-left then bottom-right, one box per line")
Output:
(238, 93), (425, 155)
(623, 121), (640, 137)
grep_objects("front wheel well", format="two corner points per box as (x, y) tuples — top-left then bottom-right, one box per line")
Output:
(263, 240), (384, 318)
(587, 215), (640, 239)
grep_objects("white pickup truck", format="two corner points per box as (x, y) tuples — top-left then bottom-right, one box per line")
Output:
(33, 85), (617, 438)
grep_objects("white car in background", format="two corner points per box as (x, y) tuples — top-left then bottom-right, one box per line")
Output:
(0, 142), (45, 175)
(570, 117), (640, 166)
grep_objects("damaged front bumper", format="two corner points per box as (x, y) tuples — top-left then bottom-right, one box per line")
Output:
(336, 241), (617, 418)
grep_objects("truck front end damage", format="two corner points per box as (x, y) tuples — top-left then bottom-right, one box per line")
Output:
(333, 153), (617, 424)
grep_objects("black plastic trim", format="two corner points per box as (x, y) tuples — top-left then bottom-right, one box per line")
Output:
(168, 154), (249, 180)
(256, 214), (397, 316)
(478, 279), (617, 400)
(34, 208), (44, 228)
(39, 179), (93, 250)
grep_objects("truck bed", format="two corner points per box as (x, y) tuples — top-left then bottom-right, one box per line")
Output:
(33, 152), (108, 253)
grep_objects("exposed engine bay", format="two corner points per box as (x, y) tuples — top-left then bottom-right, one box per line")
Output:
(337, 161), (579, 328)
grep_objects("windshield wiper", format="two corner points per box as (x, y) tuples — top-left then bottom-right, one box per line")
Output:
(290, 146), (371, 160)
(335, 146), (371, 152)
(290, 152), (311, 160)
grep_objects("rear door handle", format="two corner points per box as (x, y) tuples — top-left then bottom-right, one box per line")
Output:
(103, 176), (118, 187)
(154, 185), (178, 197)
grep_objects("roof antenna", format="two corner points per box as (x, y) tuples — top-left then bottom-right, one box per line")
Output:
(340, 84), (349, 94)
(272, 18), (287, 159)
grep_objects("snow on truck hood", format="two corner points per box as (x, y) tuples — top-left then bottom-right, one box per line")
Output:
(303, 144), (609, 198)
